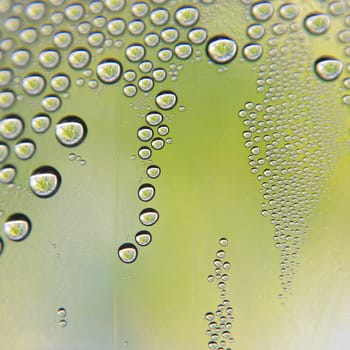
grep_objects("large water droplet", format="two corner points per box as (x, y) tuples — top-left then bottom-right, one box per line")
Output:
(25, 2), (46, 21)
(0, 116), (24, 140)
(155, 91), (177, 110)
(3, 213), (31, 241)
(11, 49), (31, 67)
(22, 74), (46, 95)
(175, 6), (200, 27)
(55, 116), (87, 147)
(206, 36), (238, 64)
(117, 243), (138, 263)
(175, 43), (193, 59)
(243, 43), (263, 61)
(135, 231), (152, 246)
(131, 2), (149, 17)
(304, 13), (331, 35)
(41, 95), (61, 112)
(279, 3), (299, 20)
(51, 74), (70, 92)
(29, 166), (62, 198)
(161, 27), (179, 43)
(139, 208), (159, 226)
(96, 59), (122, 84)
(107, 18), (126, 36)
(314, 57), (343, 81)
(39, 49), (61, 69)
(64, 3), (84, 21)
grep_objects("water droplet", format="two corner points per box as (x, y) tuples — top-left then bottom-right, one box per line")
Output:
(139, 61), (153, 73)
(144, 32), (160, 47)
(41, 95), (61, 112)
(4, 16), (21, 32)
(188, 27), (207, 44)
(161, 28), (179, 43)
(19, 28), (38, 44)
(138, 147), (152, 159)
(53, 31), (73, 49)
(68, 153), (76, 161)
(96, 59), (122, 84)
(155, 91), (177, 110)
(22, 74), (46, 96)
(51, 74), (70, 92)
(39, 49), (61, 69)
(0, 116), (24, 140)
(107, 18), (125, 36)
(105, 0), (125, 12)
(152, 68), (167, 82)
(157, 125), (169, 136)
(150, 8), (169, 26)
(57, 308), (66, 318)
(87, 32), (105, 47)
(64, 3), (84, 21)
(68, 49), (91, 70)
(58, 319), (67, 327)
(205, 312), (215, 321)
(206, 36), (238, 64)
(126, 44), (145, 62)
(55, 116), (87, 147)
(138, 184), (155, 201)
(29, 166), (61, 198)
(78, 22), (92, 35)
(0, 165), (16, 184)
(3, 213), (31, 241)
(25, 2), (46, 21)
(139, 208), (159, 226)
(131, 2), (149, 17)
(146, 165), (161, 179)
(329, 1), (345, 16)
(14, 139), (36, 160)
(128, 19), (145, 35)
(304, 13), (331, 35)
(0, 69), (13, 87)
(175, 43), (193, 59)
(151, 138), (165, 150)
(138, 77), (154, 92)
(314, 57), (343, 81)
(137, 127), (153, 141)
(0, 90), (15, 109)
(175, 6), (200, 27)
(243, 44), (263, 61)
(118, 243), (138, 263)
(31, 114), (51, 133)
(338, 30), (350, 43)
(50, 11), (64, 25)
(279, 3), (299, 20)
(219, 238), (228, 247)
(251, 1), (274, 21)
(135, 230), (152, 246)
(158, 48), (173, 62)
(124, 70), (137, 82)
(123, 84), (137, 97)
(92, 16), (106, 28)
(0, 143), (9, 163)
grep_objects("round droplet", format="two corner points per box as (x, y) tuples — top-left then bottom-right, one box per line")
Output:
(68, 49), (91, 70)
(146, 165), (160, 178)
(329, 1), (345, 16)
(135, 230), (152, 246)
(138, 77), (154, 92)
(243, 44), (263, 61)
(78, 22), (92, 35)
(29, 166), (61, 198)
(53, 31), (73, 49)
(188, 27), (207, 44)
(14, 139), (36, 160)
(92, 16), (106, 28)
(96, 59), (122, 84)
(19, 28), (38, 44)
(58, 320), (67, 327)
(0, 165), (16, 184)
(87, 32), (105, 47)
(0, 69), (13, 87)
(51, 74), (70, 92)
(50, 11), (64, 24)
(41, 95), (61, 112)
(139, 61), (153, 73)
(64, 3), (84, 21)
(11, 49), (31, 67)
(304, 13), (331, 35)
(175, 43), (193, 59)
(205, 312), (215, 321)
(128, 19), (145, 35)
(150, 8), (169, 26)
(31, 114), (51, 133)
(138, 147), (151, 159)
(124, 70), (136, 82)
(0, 143), (9, 163)
(0, 91), (15, 109)
(152, 68), (167, 82)
(155, 91), (177, 110)
(338, 30), (350, 43)
(131, 2), (149, 17)
(117, 243), (138, 263)
(123, 84), (137, 97)
(279, 3), (299, 20)
(144, 32), (160, 47)
(151, 138), (165, 150)
(219, 238), (228, 247)
(138, 184), (155, 202)
(107, 18), (126, 36)
(3, 213), (31, 241)
(105, 0), (125, 12)
(315, 57), (343, 81)
(126, 44), (145, 62)
(175, 6), (200, 27)
(0, 116), (24, 140)
(22, 74), (46, 96)
(25, 2), (46, 21)
(57, 308), (66, 318)
(161, 28), (179, 43)
(251, 1), (274, 21)
(158, 48), (173, 62)
(39, 49), (61, 69)
(206, 36), (238, 64)
(139, 208), (159, 226)
(137, 126), (153, 141)
(4, 17), (21, 32)
(157, 125), (169, 136)
(55, 116), (87, 147)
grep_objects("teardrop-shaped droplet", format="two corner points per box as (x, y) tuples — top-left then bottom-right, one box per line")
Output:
(117, 243), (138, 263)
(3, 213), (31, 241)
(55, 116), (87, 147)
(146, 112), (163, 126)
(29, 166), (61, 198)
(155, 91), (177, 110)
(314, 57), (343, 81)
(139, 208), (159, 226)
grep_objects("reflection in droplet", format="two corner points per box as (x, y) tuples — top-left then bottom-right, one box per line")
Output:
(0, 165), (16, 184)
(3, 213), (31, 241)
(175, 6), (200, 27)
(22, 74), (46, 96)
(304, 13), (331, 35)
(55, 116), (87, 147)
(14, 140), (36, 160)
(139, 208), (159, 226)
(68, 49), (91, 70)
(30, 166), (62, 198)
(0, 116), (24, 140)
(146, 165), (161, 179)
(96, 59), (122, 84)
(118, 243), (138, 263)
(138, 184), (155, 202)
(206, 36), (238, 64)
(314, 57), (343, 81)
(135, 231), (152, 246)
(155, 91), (177, 110)
(31, 114), (51, 133)
(0, 143), (9, 163)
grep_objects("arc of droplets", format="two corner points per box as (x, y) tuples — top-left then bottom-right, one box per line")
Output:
(238, 0), (349, 299)
(205, 238), (235, 349)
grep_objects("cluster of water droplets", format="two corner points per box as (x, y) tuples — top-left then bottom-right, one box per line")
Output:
(205, 238), (234, 350)
(56, 307), (67, 328)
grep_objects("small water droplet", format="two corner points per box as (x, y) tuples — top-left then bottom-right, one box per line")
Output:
(175, 6), (200, 27)
(155, 91), (177, 110)
(118, 243), (138, 263)
(68, 49), (91, 70)
(39, 49), (61, 69)
(251, 1), (274, 21)
(135, 230), (152, 246)
(22, 74), (46, 96)
(3, 213), (31, 241)
(126, 44), (145, 62)
(58, 319), (67, 327)
(138, 184), (155, 201)
(30, 166), (61, 198)
(150, 8), (169, 26)
(0, 165), (16, 184)
(146, 165), (161, 179)
(14, 139), (36, 160)
(57, 308), (66, 318)
(55, 116), (87, 147)
(31, 114), (51, 133)
(139, 208), (159, 226)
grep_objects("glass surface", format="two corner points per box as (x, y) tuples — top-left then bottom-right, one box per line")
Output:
(0, 0), (350, 349)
